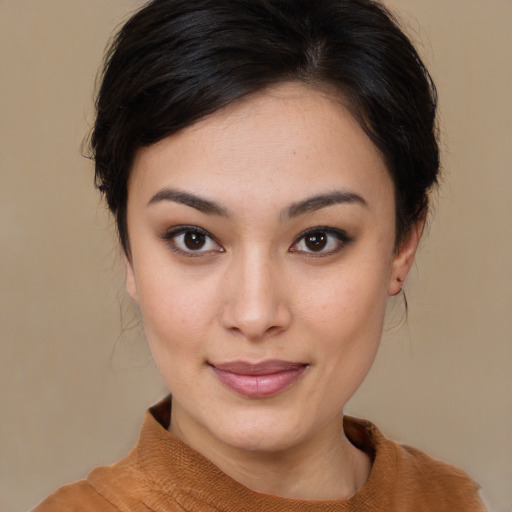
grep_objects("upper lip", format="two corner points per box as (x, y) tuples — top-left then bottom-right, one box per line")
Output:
(211, 360), (307, 376)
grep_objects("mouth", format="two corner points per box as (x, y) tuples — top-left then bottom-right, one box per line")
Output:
(209, 360), (308, 398)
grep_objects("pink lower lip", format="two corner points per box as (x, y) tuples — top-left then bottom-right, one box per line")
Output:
(212, 365), (307, 398)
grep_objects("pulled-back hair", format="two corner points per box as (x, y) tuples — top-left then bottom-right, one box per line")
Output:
(91, 0), (439, 254)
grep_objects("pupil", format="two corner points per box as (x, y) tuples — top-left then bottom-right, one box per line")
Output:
(184, 232), (206, 250)
(306, 233), (327, 251)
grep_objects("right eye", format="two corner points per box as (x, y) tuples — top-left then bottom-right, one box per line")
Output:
(162, 226), (223, 256)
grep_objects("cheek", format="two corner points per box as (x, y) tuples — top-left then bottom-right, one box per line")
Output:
(298, 257), (390, 332)
(295, 254), (391, 395)
(134, 263), (220, 362)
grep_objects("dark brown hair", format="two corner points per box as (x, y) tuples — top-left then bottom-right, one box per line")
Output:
(92, 0), (439, 254)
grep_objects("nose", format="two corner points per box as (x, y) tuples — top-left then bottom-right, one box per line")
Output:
(220, 249), (292, 341)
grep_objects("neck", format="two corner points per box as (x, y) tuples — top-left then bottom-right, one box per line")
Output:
(170, 403), (371, 500)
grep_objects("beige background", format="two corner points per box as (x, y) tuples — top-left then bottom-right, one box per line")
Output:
(1, 1), (510, 511)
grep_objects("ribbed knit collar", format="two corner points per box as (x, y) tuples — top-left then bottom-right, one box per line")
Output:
(124, 395), (396, 511)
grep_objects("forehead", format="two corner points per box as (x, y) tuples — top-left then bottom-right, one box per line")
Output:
(128, 83), (393, 211)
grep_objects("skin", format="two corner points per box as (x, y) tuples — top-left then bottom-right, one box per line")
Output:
(125, 83), (422, 500)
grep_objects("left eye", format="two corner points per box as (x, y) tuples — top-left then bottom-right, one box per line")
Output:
(290, 228), (349, 255)
(163, 227), (223, 255)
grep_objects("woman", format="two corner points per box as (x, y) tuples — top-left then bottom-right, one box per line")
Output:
(34, 0), (487, 510)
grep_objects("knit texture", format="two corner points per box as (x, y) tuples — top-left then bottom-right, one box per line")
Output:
(33, 396), (487, 511)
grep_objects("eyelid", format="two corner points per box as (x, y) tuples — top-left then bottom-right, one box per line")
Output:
(160, 225), (351, 257)
(289, 226), (352, 256)
(160, 225), (224, 256)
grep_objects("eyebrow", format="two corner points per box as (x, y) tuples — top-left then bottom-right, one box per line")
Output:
(285, 190), (368, 218)
(147, 187), (367, 219)
(147, 188), (230, 217)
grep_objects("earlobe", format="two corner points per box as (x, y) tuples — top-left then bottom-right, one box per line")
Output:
(124, 254), (139, 303)
(388, 220), (424, 296)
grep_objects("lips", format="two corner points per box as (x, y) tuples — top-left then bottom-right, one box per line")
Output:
(211, 360), (307, 398)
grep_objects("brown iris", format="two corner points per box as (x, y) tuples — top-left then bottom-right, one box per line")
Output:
(184, 231), (206, 250)
(305, 232), (327, 251)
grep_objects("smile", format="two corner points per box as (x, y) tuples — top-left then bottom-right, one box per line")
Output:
(210, 360), (308, 398)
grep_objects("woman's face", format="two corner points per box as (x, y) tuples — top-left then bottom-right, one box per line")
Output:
(125, 83), (419, 454)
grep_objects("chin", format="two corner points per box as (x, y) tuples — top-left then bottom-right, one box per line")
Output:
(221, 427), (302, 454)
(208, 407), (308, 453)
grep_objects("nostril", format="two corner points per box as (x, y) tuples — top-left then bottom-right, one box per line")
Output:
(264, 325), (280, 336)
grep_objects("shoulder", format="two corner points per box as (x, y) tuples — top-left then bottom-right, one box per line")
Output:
(385, 436), (488, 511)
(31, 455), (160, 512)
(31, 462), (159, 512)
(30, 398), (187, 512)
(396, 443), (485, 505)
(31, 479), (117, 512)
(345, 416), (488, 511)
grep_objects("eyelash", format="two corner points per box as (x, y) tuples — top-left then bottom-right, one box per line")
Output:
(160, 225), (352, 258)
(161, 225), (223, 258)
(289, 226), (352, 257)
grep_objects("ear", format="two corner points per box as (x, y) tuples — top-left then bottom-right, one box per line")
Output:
(388, 219), (424, 296)
(124, 253), (139, 303)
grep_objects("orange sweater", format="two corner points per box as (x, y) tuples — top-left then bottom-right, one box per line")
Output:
(33, 396), (486, 511)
